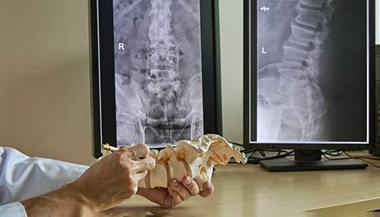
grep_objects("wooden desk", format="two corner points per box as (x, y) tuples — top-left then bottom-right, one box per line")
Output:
(104, 161), (380, 217)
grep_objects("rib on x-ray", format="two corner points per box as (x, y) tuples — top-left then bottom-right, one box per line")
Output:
(113, 0), (204, 148)
(255, 0), (367, 142)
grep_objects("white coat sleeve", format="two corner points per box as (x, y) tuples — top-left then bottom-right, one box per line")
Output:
(0, 202), (27, 217)
(0, 147), (89, 207)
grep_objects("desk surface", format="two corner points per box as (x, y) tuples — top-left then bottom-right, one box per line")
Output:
(104, 158), (380, 217)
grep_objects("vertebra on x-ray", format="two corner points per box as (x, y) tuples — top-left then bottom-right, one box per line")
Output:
(113, 0), (204, 147)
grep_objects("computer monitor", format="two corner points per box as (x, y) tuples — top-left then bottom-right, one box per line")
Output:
(90, 0), (222, 158)
(370, 45), (380, 156)
(244, 0), (376, 171)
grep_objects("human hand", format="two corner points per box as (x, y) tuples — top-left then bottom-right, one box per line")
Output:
(137, 176), (214, 208)
(69, 144), (156, 212)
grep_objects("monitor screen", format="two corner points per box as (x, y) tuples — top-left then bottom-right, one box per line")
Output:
(244, 0), (376, 150)
(90, 0), (222, 157)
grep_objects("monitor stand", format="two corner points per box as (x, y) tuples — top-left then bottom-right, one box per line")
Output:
(259, 150), (368, 172)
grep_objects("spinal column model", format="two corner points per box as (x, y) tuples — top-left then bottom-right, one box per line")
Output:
(257, 0), (339, 142)
(114, 0), (203, 147)
(137, 134), (247, 190)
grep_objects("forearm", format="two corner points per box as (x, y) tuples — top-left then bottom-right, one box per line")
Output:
(21, 183), (94, 217)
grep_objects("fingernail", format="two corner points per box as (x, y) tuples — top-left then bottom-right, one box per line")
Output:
(173, 179), (179, 187)
(184, 177), (191, 185)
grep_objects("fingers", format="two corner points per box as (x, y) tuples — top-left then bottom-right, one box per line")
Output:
(112, 147), (155, 178)
(168, 180), (186, 204)
(131, 157), (156, 174)
(199, 181), (214, 197)
(119, 144), (150, 160)
(168, 177), (200, 202)
(167, 188), (183, 206)
(182, 176), (199, 196)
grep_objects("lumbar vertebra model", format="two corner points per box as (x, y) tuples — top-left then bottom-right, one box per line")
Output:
(101, 134), (247, 190)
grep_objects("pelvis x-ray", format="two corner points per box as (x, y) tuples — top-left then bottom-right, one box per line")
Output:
(255, 0), (368, 143)
(113, 0), (204, 148)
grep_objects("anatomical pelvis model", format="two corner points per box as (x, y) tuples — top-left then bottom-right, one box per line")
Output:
(101, 134), (247, 190)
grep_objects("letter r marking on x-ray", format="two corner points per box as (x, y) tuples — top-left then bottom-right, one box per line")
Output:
(119, 43), (125, 51)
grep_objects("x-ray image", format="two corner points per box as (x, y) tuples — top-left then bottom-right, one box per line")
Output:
(253, 0), (368, 143)
(113, 0), (204, 148)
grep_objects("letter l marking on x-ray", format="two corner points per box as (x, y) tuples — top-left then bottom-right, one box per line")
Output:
(262, 47), (267, 54)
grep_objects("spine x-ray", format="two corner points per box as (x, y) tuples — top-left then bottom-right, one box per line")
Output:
(113, 0), (204, 148)
(253, 0), (368, 143)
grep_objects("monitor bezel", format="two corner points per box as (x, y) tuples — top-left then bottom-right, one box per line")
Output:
(90, 0), (222, 158)
(243, 0), (376, 151)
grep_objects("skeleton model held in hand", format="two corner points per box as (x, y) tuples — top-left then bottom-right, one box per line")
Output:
(101, 134), (247, 190)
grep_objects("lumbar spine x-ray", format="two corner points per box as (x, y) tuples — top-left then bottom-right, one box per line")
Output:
(257, 0), (340, 142)
(114, 0), (204, 148)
